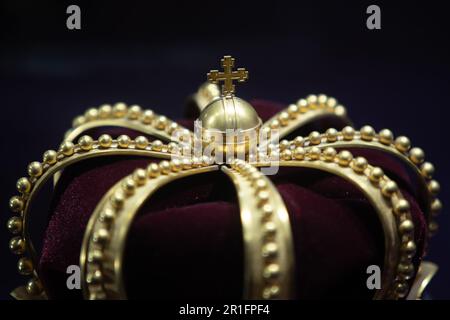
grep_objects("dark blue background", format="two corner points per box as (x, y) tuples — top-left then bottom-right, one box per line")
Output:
(0, 0), (448, 299)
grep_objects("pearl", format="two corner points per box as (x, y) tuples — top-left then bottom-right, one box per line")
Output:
(394, 199), (410, 215)
(420, 162), (435, 179)
(155, 116), (168, 130)
(399, 219), (414, 234)
(112, 102), (128, 118)
(337, 150), (353, 167)
(135, 136), (149, 149)
(9, 237), (25, 254)
(181, 158), (192, 170)
(326, 128), (338, 142)
(28, 161), (43, 177)
(369, 167), (384, 183)
(287, 104), (299, 118)
(323, 147), (337, 162)
(7, 216), (22, 234)
(281, 149), (292, 160)
(121, 178), (136, 196)
(16, 177), (31, 193)
(395, 136), (411, 152)
(326, 97), (337, 108)
(254, 178), (268, 190)
(170, 159), (182, 172)
(26, 278), (43, 295)
(98, 104), (112, 118)
(261, 203), (273, 218)
(262, 285), (280, 299)
(306, 94), (318, 106)
(151, 140), (163, 151)
(308, 147), (321, 160)
(93, 228), (110, 244)
(381, 181), (398, 197)
(78, 135), (94, 151)
(84, 108), (98, 121)
(334, 105), (347, 116)
(378, 129), (393, 145)
(293, 147), (305, 160)
(147, 163), (160, 178)
(351, 156), (367, 173)
(110, 190), (125, 209)
(9, 196), (24, 212)
(263, 221), (277, 237)
(159, 160), (171, 174)
(132, 169), (147, 185)
(263, 263), (280, 279)
(167, 122), (179, 134)
(308, 131), (321, 145)
(293, 136), (304, 147)
(117, 135), (131, 148)
(72, 115), (86, 127)
(141, 109), (155, 124)
(262, 242), (278, 258)
(431, 199), (442, 216)
(297, 98), (308, 112)
(317, 94), (328, 106)
(428, 180), (440, 195)
(401, 241), (416, 257)
(99, 208), (116, 223)
(98, 134), (112, 148)
(278, 112), (289, 126)
(409, 147), (425, 164)
(342, 126), (355, 140)
(257, 190), (270, 205)
(18, 257), (33, 275)
(127, 105), (142, 120)
(360, 125), (375, 141)
(60, 141), (75, 156)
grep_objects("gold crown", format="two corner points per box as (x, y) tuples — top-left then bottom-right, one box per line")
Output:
(7, 55), (441, 300)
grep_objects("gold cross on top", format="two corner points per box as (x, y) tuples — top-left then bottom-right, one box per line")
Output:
(207, 55), (248, 96)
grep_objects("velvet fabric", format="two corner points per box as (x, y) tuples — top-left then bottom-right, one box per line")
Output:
(38, 100), (427, 299)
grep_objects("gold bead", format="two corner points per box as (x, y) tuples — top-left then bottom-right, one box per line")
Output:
(121, 178), (136, 196)
(394, 282), (408, 298)
(117, 135), (131, 148)
(428, 221), (439, 235)
(167, 122), (179, 134)
(293, 147), (305, 160)
(409, 147), (425, 165)
(151, 140), (163, 151)
(261, 203), (273, 218)
(287, 104), (299, 118)
(317, 94), (328, 106)
(351, 156), (367, 173)
(146, 163), (161, 178)
(337, 150), (353, 167)
(308, 146), (321, 160)
(395, 136), (411, 153)
(342, 126), (355, 140)
(26, 278), (43, 295)
(397, 263), (414, 279)
(262, 242), (278, 258)
(99, 208), (116, 223)
(127, 105), (142, 120)
(42, 150), (58, 165)
(16, 177), (31, 193)
(378, 129), (393, 145)
(428, 180), (440, 195)
(98, 134), (112, 148)
(360, 125), (375, 141)
(141, 109), (155, 124)
(369, 167), (384, 183)
(112, 102), (127, 118)
(72, 115), (86, 127)
(9, 236), (25, 254)
(394, 199), (410, 215)
(87, 249), (103, 263)
(159, 160), (171, 174)
(155, 116), (168, 130)
(306, 94), (318, 106)
(279, 139), (290, 151)
(281, 149), (292, 160)
(263, 263), (280, 279)
(270, 119), (280, 129)
(192, 157), (201, 168)
(135, 136), (149, 149)
(263, 221), (277, 237)
(78, 135), (94, 151)
(170, 159), (182, 172)
(326, 97), (337, 108)
(9, 196), (24, 212)
(86, 270), (103, 285)
(7, 216), (22, 234)
(420, 162), (434, 179)
(28, 161), (43, 178)
(18, 257), (33, 275)
(297, 98), (308, 112)
(431, 199), (442, 216)
(98, 104), (112, 118)
(334, 105), (347, 116)
(401, 241), (416, 257)
(381, 181), (398, 197)
(308, 131), (321, 145)
(323, 147), (337, 162)
(84, 108), (98, 121)
(257, 190), (270, 206)
(93, 228), (110, 244)
(278, 112), (289, 126)
(168, 142), (180, 154)
(326, 128), (338, 142)
(59, 141), (75, 156)
(293, 136), (304, 147)
(132, 168), (147, 185)
(399, 219), (414, 234)
(181, 158), (193, 170)
(110, 190), (125, 209)
(254, 178), (268, 190)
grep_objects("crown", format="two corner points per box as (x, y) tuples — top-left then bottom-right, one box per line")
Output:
(7, 55), (441, 300)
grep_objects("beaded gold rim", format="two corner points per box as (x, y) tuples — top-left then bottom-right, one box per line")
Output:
(7, 134), (179, 299)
